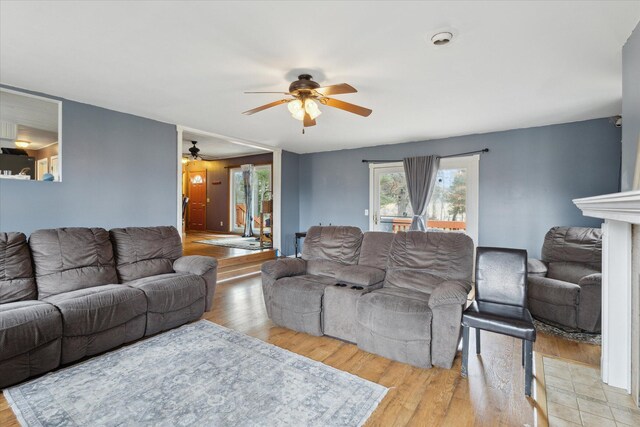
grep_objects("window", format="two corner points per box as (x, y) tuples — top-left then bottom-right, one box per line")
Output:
(369, 155), (479, 244)
(229, 164), (272, 232)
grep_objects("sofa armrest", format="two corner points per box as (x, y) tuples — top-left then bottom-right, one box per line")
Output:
(578, 273), (601, 287)
(261, 258), (307, 280)
(576, 273), (602, 332)
(428, 280), (471, 309)
(173, 255), (218, 312)
(527, 258), (548, 277)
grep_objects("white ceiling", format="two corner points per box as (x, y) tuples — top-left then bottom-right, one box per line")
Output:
(182, 131), (269, 159)
(1, 1), (638, 154)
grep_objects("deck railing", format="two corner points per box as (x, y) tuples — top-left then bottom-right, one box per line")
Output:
(390, 217), (466, 233)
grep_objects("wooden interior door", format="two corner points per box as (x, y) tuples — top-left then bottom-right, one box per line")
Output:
(188, 170), (207, 230)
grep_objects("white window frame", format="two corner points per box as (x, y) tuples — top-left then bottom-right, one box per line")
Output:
(368, 155), (479, 245)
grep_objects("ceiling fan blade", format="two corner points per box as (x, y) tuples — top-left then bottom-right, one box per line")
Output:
(303, 112), (316, 127)
(244, 91), (291, 94)
(322, 98), (372, 117)
(314, 83), (357, 96)
(242, 99), (289, 115)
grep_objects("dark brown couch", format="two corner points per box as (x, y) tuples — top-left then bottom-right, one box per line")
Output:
(0, 226), (217, 388)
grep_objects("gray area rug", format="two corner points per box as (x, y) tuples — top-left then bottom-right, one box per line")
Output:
(196, 237), (272, 250)
(5, 321), (387, 427)
(533, 319), (601, 345)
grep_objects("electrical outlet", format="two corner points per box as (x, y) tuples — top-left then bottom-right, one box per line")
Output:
(220, 221), (223, 226)
(364, 209), (369, 216)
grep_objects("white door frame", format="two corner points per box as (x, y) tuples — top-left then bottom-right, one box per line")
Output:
(368, 155), (479, 245)
(175, 125), (282, 252)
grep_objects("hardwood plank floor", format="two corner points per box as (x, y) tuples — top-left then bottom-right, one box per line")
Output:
(0, 271), (600, 426)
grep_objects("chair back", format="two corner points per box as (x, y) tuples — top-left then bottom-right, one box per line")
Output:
(475, 247), (528, 307)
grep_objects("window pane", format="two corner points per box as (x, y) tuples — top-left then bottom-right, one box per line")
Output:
(376, 168), (467, 233)
(427, 168), (467, 232)
(378, 172), (413, 217)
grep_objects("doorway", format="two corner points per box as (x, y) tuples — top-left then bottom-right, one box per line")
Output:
(369, 155), (479, 244)
(176, 126), (282, 254)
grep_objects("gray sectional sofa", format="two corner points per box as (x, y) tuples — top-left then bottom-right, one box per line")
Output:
(0, 226), (217, 388)
(262, 226), (474, 369)
(527, 226), (602, 332)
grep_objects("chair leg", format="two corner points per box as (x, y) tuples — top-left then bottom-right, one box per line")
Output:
(475, 328), (481, 354)
(461, 325), (469, 378)
(522, 340), (525, 366)
(524, 340), (533, 397)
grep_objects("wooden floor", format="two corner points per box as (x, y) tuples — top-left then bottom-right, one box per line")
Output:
(0, 271), (601, 426)
(182, 230), (275, 260)
(183, 230), (275, 280)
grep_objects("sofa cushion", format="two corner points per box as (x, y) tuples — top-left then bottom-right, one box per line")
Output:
(44, 284), (147, 337)
(528, 276), (579, 306)
(125, 273), (205, 314)
(542, 226), (602, 265)
(358, 232), (394, 268)
(0, 232), (36, 303)
(357, 287), (432, 341)
(270, 274), (337, 336)
(306, 259), (345, 278)
(0, 300), (62, 361)
(302, 226), (363, 265)
(384, 231), (474, 293)
(335, 265), (385, 286)
(126, 273), (205, 336)
(110, 226), (183, 282)
(0, 300), (62, 388)
(270, 275), (336, 312)
(547, 262), (600, 284)
(30, 228), (118, 299)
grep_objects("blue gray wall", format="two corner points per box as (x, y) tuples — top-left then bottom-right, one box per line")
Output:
(0, 87), (178, 235)
(622, 21), (640, 191)
(298, 119), (621, 258)
(280, 150), (300, 255)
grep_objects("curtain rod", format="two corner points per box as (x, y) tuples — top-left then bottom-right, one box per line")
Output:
(361, 148), (489, 163)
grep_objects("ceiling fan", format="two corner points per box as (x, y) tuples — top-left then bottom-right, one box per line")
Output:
(242, 74), (372, 131)
(183, 140), (214, 162)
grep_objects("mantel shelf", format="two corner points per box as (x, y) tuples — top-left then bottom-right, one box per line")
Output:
(573, 190), (640, 224)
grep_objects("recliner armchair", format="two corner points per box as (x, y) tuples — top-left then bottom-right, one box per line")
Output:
(527, 226), (602, 332)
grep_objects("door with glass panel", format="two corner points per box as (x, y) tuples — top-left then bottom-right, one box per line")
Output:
(369, 156), (478, 244)
(229, 164), (272, 233)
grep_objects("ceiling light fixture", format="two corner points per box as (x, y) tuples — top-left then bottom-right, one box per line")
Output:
(188, 140), (201, 160)
(14, 140), (31, 148)
(287, 98), (322, 121)
(431, 31), (453, 45)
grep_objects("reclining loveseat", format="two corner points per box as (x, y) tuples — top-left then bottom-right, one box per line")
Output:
(261, 225), (474, 369)
(0, 226), (217, 388)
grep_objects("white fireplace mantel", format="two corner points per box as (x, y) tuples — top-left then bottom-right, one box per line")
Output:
(574, 190), (640, 223)
(574, 190), (640, 400)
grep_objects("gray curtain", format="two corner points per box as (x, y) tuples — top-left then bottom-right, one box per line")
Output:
(403, 155), (440, 231)
(241, 164), (254, 237)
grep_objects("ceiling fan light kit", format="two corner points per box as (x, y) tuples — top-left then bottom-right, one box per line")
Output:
(243, 74), (372, 132)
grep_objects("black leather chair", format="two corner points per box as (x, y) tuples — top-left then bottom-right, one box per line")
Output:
(461, 247), (536, 396)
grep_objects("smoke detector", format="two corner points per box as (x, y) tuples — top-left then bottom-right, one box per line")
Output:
(609, 116), (622, 128)
(431, 31), (453, 46)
